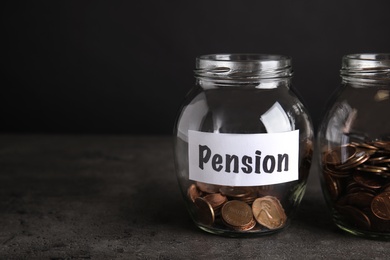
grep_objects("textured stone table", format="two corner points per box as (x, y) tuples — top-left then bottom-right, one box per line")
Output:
(0, 135), (389, 259)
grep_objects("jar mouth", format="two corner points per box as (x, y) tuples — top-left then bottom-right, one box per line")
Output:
(341, 53), (390, 81)
(195, 53), (293, 81)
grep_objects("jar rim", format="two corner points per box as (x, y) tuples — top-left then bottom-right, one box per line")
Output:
(197, 53), (291, 62)
(341, 53), (390, 81)
(342, 53), (390, 70)
(195, 53), (293, 80)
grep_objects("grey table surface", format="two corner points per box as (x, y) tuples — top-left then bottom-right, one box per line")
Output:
(0, 134), (389, 259)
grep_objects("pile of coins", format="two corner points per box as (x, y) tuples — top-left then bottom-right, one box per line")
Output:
(187, 182), (287, 232)
(322, 140), (390, 232)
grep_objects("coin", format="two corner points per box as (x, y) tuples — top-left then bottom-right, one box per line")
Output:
(203, 193), (228, 211)
(196, 182), (220, 194)
(338, 192), (374, 209)
(357, 165), (389, 173)
(372, 141), (390, 151)
(374, 149), (390, 156)
(232, 218), (257, 231)
(371, 191), (390, 220)
(346, 185), (376, 196)
(188, 184), (201, 202)
(322, 140), (390, 233)
(221, 200), (254, 230)
(219, 186), (251, 198)
(376, 158), (390, 164)
(337, 205), (371, 230)
(194, 197), (215, 226)
(325, 145), (357, 165)
(323, 164), (351, 178)
(353, 171), (384, 190)
(353, 171), (383, 189)
(352, 142), (378, 151)
(323, 172), (341, 200)
(335, 150), (370, 170)
(252, 196), (287, 229)
(367, 156), (388, 164)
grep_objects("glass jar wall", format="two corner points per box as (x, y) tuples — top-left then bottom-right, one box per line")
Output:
(318, 53), (390, 239)
(173, 54), (314, 237)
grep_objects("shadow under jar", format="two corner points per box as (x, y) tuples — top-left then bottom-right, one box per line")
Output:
(318, 53), (390, 239)
(173, 54), (314, 237)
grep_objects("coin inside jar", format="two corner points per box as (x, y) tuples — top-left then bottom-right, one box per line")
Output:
(335, 149), (370, 170)
(372, 141), (390, 151)
(325, 144), (356, 165)
(196, 182), (221, 194)
(352, 142), (378, 151)
(353, 171), (384, 190)
(337, 205), (371, 230)
(371, 191), (390, 220)
(221, 200), (255, 231)
(203, 193), (228, 213)
(321, 139), (390, 234)
(187, 184), (201, 202)
(194, 197), (215, 226)
(323, 173), (341, 201)
(338, 192), (374, 209)
(219, 186), (251, 198)
(252, 196), (287, 230)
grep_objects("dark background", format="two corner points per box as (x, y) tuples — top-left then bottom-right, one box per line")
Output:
(2, 0), (390, 135)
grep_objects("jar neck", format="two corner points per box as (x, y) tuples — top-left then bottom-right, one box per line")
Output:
(194, 54), (293, 88)
(340, 53), (390, 86)
(196, 78), (291, 89)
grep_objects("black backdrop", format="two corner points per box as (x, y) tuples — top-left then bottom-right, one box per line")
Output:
(2, 0), (390, 135)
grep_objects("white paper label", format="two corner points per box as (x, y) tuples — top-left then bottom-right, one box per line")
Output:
(188, 130), (299, 186)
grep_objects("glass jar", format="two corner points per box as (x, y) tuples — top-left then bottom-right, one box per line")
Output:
(173, 54), (314, 237)
(318, 53), (390, 239)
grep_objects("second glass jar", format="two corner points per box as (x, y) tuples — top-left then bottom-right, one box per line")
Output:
(173, 54), (314, 236)
(318, 53), (390, 239)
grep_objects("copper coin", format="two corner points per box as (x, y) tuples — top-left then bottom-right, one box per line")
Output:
(352, 142), (378, 151)
(367, 156), (388, 164)
(196, 182), (220, 194)
(233, 218), (257, 231)
(372, 141), (390, 151)
(347, 186), (376, 196)
(342, 192), (375, 209)
(219, 186), (251, 198)
(203, 193), (228, 210)
(238, 194), (258, 205)
(357, 165), (389, 173)
(377, 158), (390, 164)
(194, 197), (215, 226)
(252, 196), (287, 230)
(353, 171), (383, 190)
(187, 184), (201, 203)
(371, 191), (390, 220)
(374, 149), (390, 156)
(237, 187), (258, 204)
(323, 164), (351, 178)
(221, 200), (254, 229)
(222, 216), (257, 231)
(323, 172), (341, 201)
(335, 151), (370, 170)
(337, 205), (371, 230)
(325, 145), (356, 165)
(345, 178), (377, 195)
